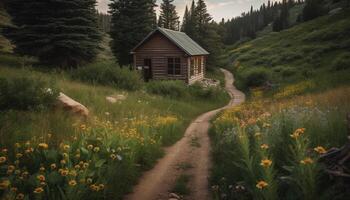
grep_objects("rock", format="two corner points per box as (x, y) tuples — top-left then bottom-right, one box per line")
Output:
(329, 7), (342, 15)
(57, 92), (89, 117)
(106, 96), (117, 104)
(169, 193), (181, 199)
(106, 94), (127, 104)
(199, 78), (220, 88)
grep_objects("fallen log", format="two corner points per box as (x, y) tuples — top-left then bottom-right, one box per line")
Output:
(319, 114), (350, 179)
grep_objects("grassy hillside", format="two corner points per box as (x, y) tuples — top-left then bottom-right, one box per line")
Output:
(229, 9), (350, 95)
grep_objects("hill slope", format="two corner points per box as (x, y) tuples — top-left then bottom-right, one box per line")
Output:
(229, 8), (350, 95)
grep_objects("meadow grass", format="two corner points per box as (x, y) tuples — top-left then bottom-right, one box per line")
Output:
(210, 86), (350, 200)
(0, 54), (229, 199)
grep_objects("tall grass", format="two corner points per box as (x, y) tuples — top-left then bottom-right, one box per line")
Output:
(210, 86), (350, 199)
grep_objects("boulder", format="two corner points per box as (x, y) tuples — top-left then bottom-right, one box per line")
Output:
(106, 94), (127, 104)
(57, 92), (89, 117)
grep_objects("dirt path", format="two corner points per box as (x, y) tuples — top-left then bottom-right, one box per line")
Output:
(124, 69), (245, 200)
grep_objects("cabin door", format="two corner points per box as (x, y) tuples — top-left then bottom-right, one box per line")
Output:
(143, 59), (152, 81)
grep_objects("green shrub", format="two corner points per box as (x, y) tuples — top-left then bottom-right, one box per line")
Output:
(242, 68), (271, 87)
(189, 83), (226, 100)
(146, 80), (188, 98)
(281, 67), (297, 77)
(0, 77), (59, 111)
(331, 53), (350, 71)
(72, 62), (143, 91)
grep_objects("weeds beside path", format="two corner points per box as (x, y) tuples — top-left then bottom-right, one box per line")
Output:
(124, 68), (245, 200)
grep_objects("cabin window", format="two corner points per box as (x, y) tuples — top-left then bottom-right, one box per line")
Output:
(168, 58), (181, 75)
(198, 57), (202, 73)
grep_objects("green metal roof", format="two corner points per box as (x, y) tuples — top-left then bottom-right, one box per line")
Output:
(131, 27), (209, 56)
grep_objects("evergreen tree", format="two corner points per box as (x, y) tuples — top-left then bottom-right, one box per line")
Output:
(109, 0), (156, 66)
(5, 0), (101, 68)
(195, 0), (212, 43)
(159, 0), (179, 30)
(303, 0), (324, 21)
(273, 0), (289, 32)
(185, 0), (198, 40)
(0, 1), (13, 53)
(181, 6), (190, 32)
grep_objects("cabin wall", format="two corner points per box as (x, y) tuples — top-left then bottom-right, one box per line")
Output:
(134, 32), (188, 81)
(188, 56), (206, 85)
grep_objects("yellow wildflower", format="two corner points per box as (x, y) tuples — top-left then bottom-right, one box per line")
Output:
(63, 145), (70, 151)
(8, 165), (15, 171)
(80, 124), (87, 130)
(40, 167), (45, 172)
(87, 145), (93, 150)
(90, 184), (99, 191)
(314, 146), (327, 154)
(1, 149), (8, 154)
(38, 143), (49, 150)
(110, 154), (117, 160)
(300, 157), (314, 165)
(260, 144), (269, 150)
(0, 180), (10, 190)
(50, 163), (57, 170)
(260, 159), (273, 168)
(69, 180), (77, 186)
(16, 193), (25, 200)
(33, 187), (44, 194)
(290, 128), (306, 139)
(60, 160), (66, 165)
(98, 184), (105, 190)
(37, 175), (46, 182)
(0, 156), (6, 164)
(256, 181), (268, 189)
(93, 147), (100, 153)
(59, 169), (69, 176)
(86, 178), (93, 184)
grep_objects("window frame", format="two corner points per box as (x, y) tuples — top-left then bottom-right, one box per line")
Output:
(167, 57), (181, 76)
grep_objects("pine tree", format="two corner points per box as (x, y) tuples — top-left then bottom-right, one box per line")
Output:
(0, 2), (12, 54)
(181, 6), (190, 32)
(185, 0), (198, 40)
(159, 0), (179, 30)
(303, 0), (324, 21)
(109, 0), (156, 66)
(5, 0), (101, 68)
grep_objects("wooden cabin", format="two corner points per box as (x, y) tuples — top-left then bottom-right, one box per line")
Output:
(131, 27), (209, 84)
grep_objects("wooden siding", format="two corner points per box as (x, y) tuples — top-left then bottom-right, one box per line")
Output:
(188, 56), (205, 85)
(134, 32), (188, 81)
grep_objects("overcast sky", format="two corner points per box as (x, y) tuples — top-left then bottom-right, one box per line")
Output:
(97, 0), (279, 22)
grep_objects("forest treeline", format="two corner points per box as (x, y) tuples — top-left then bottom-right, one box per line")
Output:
(1, 0), (348, 68)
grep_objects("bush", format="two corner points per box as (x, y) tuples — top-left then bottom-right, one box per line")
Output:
(72, 62), (143, 91)
(146, 80), (188, 98)
(242, 67), (271, 87)
(331, 53), (350, 71)
(0, 77), (59, 111)
(189, 83), (226, 100)
(281, 67), (297, 77)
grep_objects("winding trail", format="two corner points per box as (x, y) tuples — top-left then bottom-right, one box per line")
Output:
(124, 69), (245, 200)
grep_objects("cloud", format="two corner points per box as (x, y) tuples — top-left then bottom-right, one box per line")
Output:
(97, 0), (282, 22)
